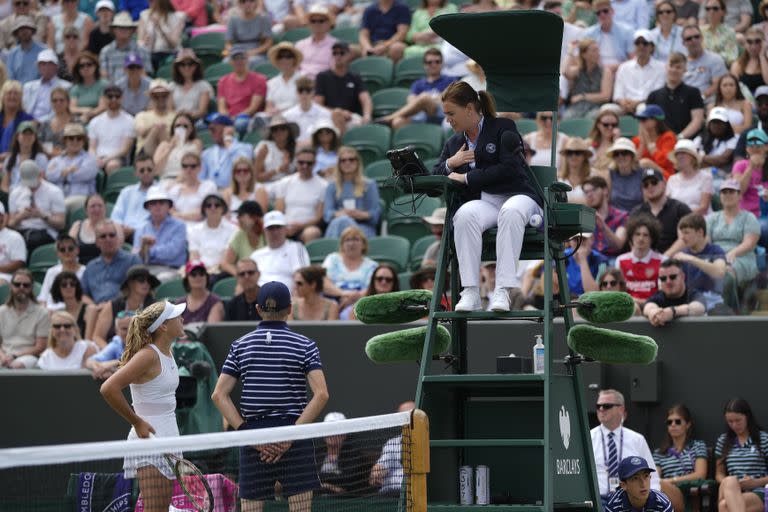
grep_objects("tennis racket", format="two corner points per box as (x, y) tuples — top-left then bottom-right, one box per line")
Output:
(163, 452), (214, 512)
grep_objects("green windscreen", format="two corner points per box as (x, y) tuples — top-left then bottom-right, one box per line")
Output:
(430, 11), (563, 112)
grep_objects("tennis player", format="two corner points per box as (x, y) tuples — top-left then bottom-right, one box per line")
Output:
(100, 301), (186, 512)
(212, 281), (329, 512)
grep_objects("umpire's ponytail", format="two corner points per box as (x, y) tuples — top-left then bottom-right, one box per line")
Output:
(441, 81), (497, 119)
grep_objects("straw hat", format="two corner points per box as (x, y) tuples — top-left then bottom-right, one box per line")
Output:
(668, 139), (701, 167)
(268, 42), (303, 68)
(12, 16), (37, 34)
(62, 123), (86, 138)
(265, 115), (300, 139)
(111, 11), (137, 28)
(311, 119), (339, 138)
(558, 137), (593, 156)
(605, 137), (637, 157)
(173, 48), (201, 66)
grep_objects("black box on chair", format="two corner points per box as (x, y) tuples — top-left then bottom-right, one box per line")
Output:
(497, 356), (533, 374)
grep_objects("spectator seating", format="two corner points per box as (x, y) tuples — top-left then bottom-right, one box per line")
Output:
(156, 63), (173, 80)
(393, 56), (425, 88)
(330, 27), (359, 44)
(559, 118), (592, 138)
(364, 159), (393, 182)
(243, 131), (262, 145)
(619, 115), (639, 137)
(349, 56), (394, 94)
(198, 130), (215, 150)
(279, 27), (311, 43)
(305, 237), (339, 265)
(155, 278), (186, 301)
(252, 62), (279, 79)
(342, 124), (392, 166)
(66, 203), (114, 231)
(104, 167), (138, 203)
(422, 157), (439, 171)
(368, 235), (410, 272)
(392, 123), (444, 160)
(211, 276), (236, 300)
(204, 62), (233, 85)
(0, 283), (8, 304)
(189, 32), (225, 53)
(515, 118), (537, 135)
(398, 271), (412, 290)
(28, 244), (58, 282)
(371, 88), (410, 118)
(387, 195), (442, 245)
(410, 234), (437, 270)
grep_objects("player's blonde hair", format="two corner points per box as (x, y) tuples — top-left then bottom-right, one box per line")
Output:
(120, 301), (167, 366)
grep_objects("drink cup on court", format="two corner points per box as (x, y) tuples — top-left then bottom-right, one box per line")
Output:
(475, 465), (490, 505)
(343, 199), (356, 210)
(459, 466), (474, 504)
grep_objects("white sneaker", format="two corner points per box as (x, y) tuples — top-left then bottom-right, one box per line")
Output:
(489, 288), (511, 312)
(454, 288), (482, 312)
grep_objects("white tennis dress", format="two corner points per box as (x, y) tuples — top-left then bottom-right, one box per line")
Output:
(123, 344), (180, 479)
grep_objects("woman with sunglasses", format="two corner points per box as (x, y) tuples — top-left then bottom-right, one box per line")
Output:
(188, 193), (236, 278)
(588, 106), (621, 176)
(323, 146), (381, 239)
(68, 193), (119, 265)
(69, 52), (107, 124)
(264, 42), (302, 117)
(38, 88), (73, 155)
(254, 116), (299, 195)
(51, 271), (90, 334)
(57, 26), (81, 82)
(37, 311), (97, 370)
(557, 137), (593, 204)
(1, 121), (48, 192)
(349, 263), (399, 320)
(47, 124), (100, 213)
(650, 1), (687, 62)
(137, 0), (185, 70)
(45, 0), (93, 54)
(291, 266), (340, 321)
(652, 404), (708, 512)
(153, 111), (204, 182)
(633, 104), (677, 180)
(167, 150), (216, 227)
(730, 27), (768, 95)
(173, 261), (224, 324)
(323, 226), (378, 316)
(731, 129), (768, 245)
(37, 235), (84, 305)
(168, 50), (212, 121)
(524, 111), (569, 168)
(222, 156), (269, 221)
(562, 38), (613, 120)
(604, 137), (644, 212)
(701, 0), (739, 65)
(709, 73), (752, 134)
(598, 268), (627, 292)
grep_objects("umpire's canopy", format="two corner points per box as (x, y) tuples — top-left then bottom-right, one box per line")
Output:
(430, 11), (564, 112)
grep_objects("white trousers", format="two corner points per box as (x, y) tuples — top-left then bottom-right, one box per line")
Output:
(453, 192), (543, 288)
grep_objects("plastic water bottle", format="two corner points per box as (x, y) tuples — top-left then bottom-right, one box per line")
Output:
(529, 214), (543, 228)
(533, 335), (545, 374)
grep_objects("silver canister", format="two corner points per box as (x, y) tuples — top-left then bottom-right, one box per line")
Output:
(475, 465), (490, 505)
(459, 466), (474, 505)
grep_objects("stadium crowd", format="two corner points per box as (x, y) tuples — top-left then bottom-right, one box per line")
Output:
(1, 0), (768, 372)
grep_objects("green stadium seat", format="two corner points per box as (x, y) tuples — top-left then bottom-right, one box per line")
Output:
(368, 235), (410, 272)
(28, 244), (58, 282)
(364, 159), (393, 182)
(279, 27), (311, 43)
(212, 276), (236, 299)
(410, 234), (437, 270)
(559, 118), (592, 138)
(515, 118), (537, 135)
(398, 271), (412, 290)
(252, 62), (279, 79)
(155, 63), (173, 80)
(198, 130), (215, 149)
(349, 56), (393, 94)
(619, 115), (639, 137)
(393, 56), (425, 88)
(305, 237), (339, 265)
(155, 278), (186, 301)
(422, 158), (439, 171)
(330, 26), (358, 44)
(392, 123), (443, 160)
(104, 167), (138, 202)
(204, 61), (232, 87)
(243, 131), (262, 145)
(386, 195), (442, 245)
(342, 124), (392, 166)
(0, 283), (8, 304)
(371, 87), (409, 118)
(189, 32), (225, 52)
(195, 49), (224, 69)
(96, 170), (106, 194)
(207, 96), (217, 114)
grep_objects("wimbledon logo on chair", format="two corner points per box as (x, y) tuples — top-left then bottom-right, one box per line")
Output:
(555, 405), (581, 476)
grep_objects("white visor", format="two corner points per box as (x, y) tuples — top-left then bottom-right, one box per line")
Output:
(147, 301), (186, 333)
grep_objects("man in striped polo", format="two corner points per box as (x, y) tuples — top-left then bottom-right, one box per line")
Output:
(212, 281), (329, 512)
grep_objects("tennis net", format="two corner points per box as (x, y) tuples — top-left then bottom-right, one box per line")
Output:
(0, 410), (429, 512)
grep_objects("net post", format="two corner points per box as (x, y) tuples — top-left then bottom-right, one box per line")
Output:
(405, 408), (430, 512)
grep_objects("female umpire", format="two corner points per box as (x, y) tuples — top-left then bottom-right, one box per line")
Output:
(434, 81), (543, 312)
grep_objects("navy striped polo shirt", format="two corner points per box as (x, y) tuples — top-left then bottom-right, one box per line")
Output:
(715, 431), (768, 478)
(222, 321), (323, 419)
(652, 440), (708, 478)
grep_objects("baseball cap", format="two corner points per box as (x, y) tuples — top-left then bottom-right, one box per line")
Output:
(756, 85), (768, 99)
(633, 29), (655, 44)
(229, 45), (248, 58)
(707, 106), (729, 123)
(236, 200), (264, 217)
(423, 207), (446, 225)
(185, 260), (207, 275)
(37, 49), (58, 65)
(206, 113), (234, 126)
(618, 456), (656, 481)
(257, 281), (292, 312)
(332, 40), (350, 52)
(19, 160), (41, 188)
(635, 104), (665, 120)
(96, 0), (115, 11)
(263, 210), (287, 228)
(16, 121), (36, 134)
(746, 128), (768, 146)
(641, 168), (665, 182)
(720, 179), (741, 192)
(124, 52), (143, 68)
(12, 16), (36, 34)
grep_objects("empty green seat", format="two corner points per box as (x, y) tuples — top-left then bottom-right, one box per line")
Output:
(364, 159), (394, 182)
(349, 56), (393, 94)
(368, 235), (410, 272)
(393, 56), (425, 88)
(305, 238), (339, 265)
(212, 276), (237, 298)
(392, 123), (443, 160)
(28, 244), (58, 282)
(371, 88), (409, 118)
(619, 115), (638, 137)
(342, 124), (392, 166)
(330, 26), (358, 44)
(204, 61), (232, 82)
(189, 32), (225, 52)
(155, 279), (186, 301)
(0, 283), (8, 304)
(398, 271), (412, 290)
(386, 195), (442, 245)
(155, 63), (173, 80)
(243, 131), (262, 145)
(279, 27), (311, 43)
(515, 118), (537, 135)
(198, 130), (215, 149)
(559, 118), (592, 138)
(410, 234), (438, 270)
(252, 62), (279, 79)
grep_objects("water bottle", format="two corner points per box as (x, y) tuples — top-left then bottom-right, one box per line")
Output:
(533, 335), (545, 374)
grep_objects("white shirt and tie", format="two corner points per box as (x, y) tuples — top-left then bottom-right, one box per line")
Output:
(590, 423), (660, 496)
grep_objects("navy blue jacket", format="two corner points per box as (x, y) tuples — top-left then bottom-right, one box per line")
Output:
(432, 116), (542, 207)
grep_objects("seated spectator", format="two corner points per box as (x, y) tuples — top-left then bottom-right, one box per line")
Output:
(714, 398), (768, 512)
(8, 159), (66, 252)
(87, 84), (136, 173)
(264, 42), (302, 117)
(6, 16), (46, 84)
(1, 121), (49, 192)
(565, 233), (606, 296)
(87, 0), (116, 56)
(168, 50), (212, 121)
(0, 202), (25, 285)
(710, 73), (752, 134)
(47, 123), (99, 212)
(218, 44), (267, 127)
(605, 137), (644, 212)
(650, 1), (686, 62)
(701, 0), (739, 65)
(296, 5), (336, 80)
(667, 140), (713, 215)
(49, 271), (89, 333)
(582, 0), (634, 70)
(284, 76), (332, 144)
(254, 115), (300, 192)
(251, 210), (310, 289)
(322, 226), (378, 316)
(604, 457), (673, 512)
(652, 404), (708, 512)
(588, 106), (621, 175)
(221, 157), (269, 219)
(0, 2), (48, 50)
(81, 219), (142, 303)
(695, 106), (737, 176)
(98, 12), (153, 83)
(562, 38), (614, 120)
(379, 49), (454, 130)
(23, 50), (72, 123)
(731, 128), (768, 224)
(323, 146), (381, 239)
(153, 111), (204, 183)
(221, 200), (265, 278)
(583, 175), (628, 258)
(0, 81), (34, 155)
(420, 207), (445, 268)
(173, 261), (224, 324)
(349, 263), (400, 319)
(46, 0), (93, 54)
(682, 24), (727, 101)
(274, 148), (327, 244)
(647, 52), (706, 140)
(730, 27), (767, 95)
(311, 120), (340, 178)
(70, 52), (108, 125)
(37, 235), (86, 308)
(291, 265), (340, 320)
(137, 0), (185, 71)
(598, 267), (629, 293)
(188, 193), (237, 278)
(369, 401), (415, 494)
(167, 150), (217, 227)
(633, 104), (676, 179)
(133, 187), (187, 282)
(225, 0), (273, 67)
(200, 114), (254, 189)
(69, 193), (119, 265)
(171, 0), (206, 27)
(223, 258), (262, 321)
(616, 214), (666, 304)
(613, 30), (666, 116)
(315, 41), (374, 135)
(632, 168), (692, 255)
(134, 78), (174, 157)
(89, 264), (158, 346)
(404, 0), (457, 58)
(707, 179), (760, 288)
(558, 137), (593, 204)
(115, 52), (151, 116)
(85, 311), (130, 380)
(642, 259), (705, 326)
(110, 152), (154, 239)
(38, 87), (74, 156)
(0, 269), (50, 369)
(37, 311), (97, 370)
(359, 0), (410, 63)
(524, 111), (569, 168)
(315, 411), (367, 495)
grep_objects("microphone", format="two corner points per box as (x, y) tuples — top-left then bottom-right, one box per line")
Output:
(354, 290), (433, 325)
(576, 292), (636, 324)
(567, 325), (658, 365)
(365, 325), (451, 363)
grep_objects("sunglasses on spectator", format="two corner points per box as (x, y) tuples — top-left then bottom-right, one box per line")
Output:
(52, 323), (74, 330)
(332, 50), (347, 56)
(98, 232), (118, 239)
(705, 5), (720, 10)
(596, 403), (619, 410)
(189, 269), (207, 277)
(684, 34), (701, 42)
(375, 276), (394, 283)
(60, 280), (77, 288)
(659, 274), (679, 282)
(600, 121), (618, 128)
(595, 8), (610, 14)
(181, 162), (199, 169)
(747, 138), (766, 146)
(424, 59), (442, 65)
(106, 94), (122, 100)
(238, 270), (256, 277)
(612, 150), (633, 158)
(235, 167), (251, 174)
(65, 136), (84, 141)
(296, 160), (315, 167)
(643, 179), (660, 187)
(178, 61), (197, 67)
(635, 40), (652, 46)
(57, 245), (76, 253)
(137, 167), (153, 174)
(14, 1), (30, 6)
(277, 52), (295, 59)
(309, 18), (327, 23)
(747, 39), (763, 45)
(565, 150), (584, 157)
(204, 202), (223, 209)
(131, 275), (149, 284)
(666, 418), (683, 425)
(539, 115), (553, 121)
(11, 281), (31, 288)
(79, 61), (96, 68)
(657, 8), (674, 14)
(65, 34), (79, 39)
(297, 87), (313, 94)
(600, 279), (618, 288)
(340, 157), (358, 163)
